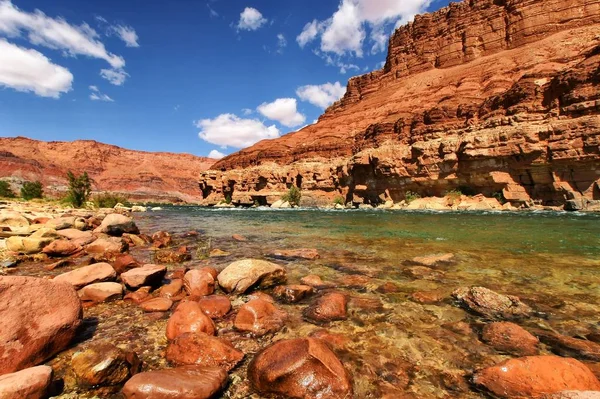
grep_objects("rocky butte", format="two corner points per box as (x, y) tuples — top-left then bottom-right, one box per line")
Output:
(0, 137), (215, 203)
(199, 0), (600, 209)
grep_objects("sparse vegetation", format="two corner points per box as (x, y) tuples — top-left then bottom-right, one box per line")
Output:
(20, 181), (43, 200)
(93, 192), (130, 208)
(282, 185), (302, 206)
(224, 193), (232, 204)
(445, 188), (463, 205)
(0, 181), (15, 198)
(492, 191), (506, 204)
(404, 190), (421, 203)
(333, 195), (345, 206)
(65, 171), (92, 208)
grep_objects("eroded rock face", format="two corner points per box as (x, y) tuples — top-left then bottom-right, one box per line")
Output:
(452, 286), (533, 320)
(0, 277), (82, 374)
(0, 365), (52, 399)
(473, 356), (600, 398)
(217, 259), (286, 294)
(166, 301), (216, 340)
(166, 333), (244, 371)
(122, 365), (227, 399)
(248, 338), (353, 399)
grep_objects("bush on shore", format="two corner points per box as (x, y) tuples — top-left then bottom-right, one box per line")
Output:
(0, 181), (15, 198)
(65, 171), (92, 208)
(21, 181), (43, 200)
(93, 192), (131, 208)
(282, 185), (302, 206)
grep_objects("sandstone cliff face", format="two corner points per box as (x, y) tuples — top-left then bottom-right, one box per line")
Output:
(200, 0), (600, 208)
(0, 137), (215, 203)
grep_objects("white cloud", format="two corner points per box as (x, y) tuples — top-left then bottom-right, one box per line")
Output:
(207, 4), (218, 18)
(242, 108), (252, 115)
(276, 33), (287, 52)
(90, 92), (113, 102)
(100, 68), (129, 85)
(208, 149), (226, 159)
(237, 7), (267, 31)
(196, 113), (280, 149)
(321, 0), (365, 57)
(89, 85), (98, 92)
(296, 20), (321, 47)
(110, 25), (139, 47)
(296, 82), (346, 109)
(257, 98), (306, 128)
(0, 38), (72, 98)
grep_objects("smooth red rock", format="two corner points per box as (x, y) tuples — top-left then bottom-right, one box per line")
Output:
(166, 301), (216, 340)
(42, 239), (81, 257)
(234, 298), (287, 336)
(232, 234), (247, 241)
(404, 266), (444, 280)
(78, 282), (123, 302)
(538, 332), (600, 362)
(197, 295), (231, 319)
(482, 322), (539, 356)
(273, 284), (313, 303)
(410, 290), (446, 304)
(248, 338), (353, 399)
(121, 264), (166, 289)
(140, 297), (172, 312)
(71, 343), (139, 387)
(303, 292), (348, 324)
(0, 277), (82, 374)
(112, 254), (140, 274)
(166, 333), (244, 371)
(85, 237), (128, 255)
(300, 274), (334, 289)
(53, 262), (116, 289)
(309, 329), (351, 351)
(183, 269), (215, 297)
(473, 356), (600, 398)
(0, 365), (52, 399)
(452, 286), (533, 320)
(151, 231), (172, 248)
(247, 291), (275, 303)
(159, 279), (185, 300)
(123, 286), (152, 304)
(121, 365), (227, 399)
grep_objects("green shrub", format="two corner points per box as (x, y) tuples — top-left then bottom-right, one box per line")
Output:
(404, 190), (421, 203)
(333, 195), (345, 205)
(66, 171), (92, 208)
(224, 193), (232, 204)
(21, 181), (43, 200)
(0, 181), (15, 198)
(93, 192), (130, 208)
(282, 185), (302, 206)
(492, 191), (506, 204)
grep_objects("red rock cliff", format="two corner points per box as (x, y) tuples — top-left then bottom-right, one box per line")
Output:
(201, 0), (600, 208)
(0, 137), (215, 203)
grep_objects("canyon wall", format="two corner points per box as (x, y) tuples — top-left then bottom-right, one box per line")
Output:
(199, 0), (600, 208)
(0, 137), (215, 203)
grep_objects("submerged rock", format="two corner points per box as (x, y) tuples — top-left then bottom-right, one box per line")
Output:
(166, 301), (216, 340)
(404, 266), (445, 280)
(121, 264), (166, 289)
(303, 292), (348, 324)
(266, 248), (320, 260)
(53, 262), (117, 290)
(537, 331), (600, 362)
(410, 290), (446, 304)
(248, 338), (353, 399)
(273, 284), (313, 303)
(482, 322), (539, 356)
(234, 298), (287, 337)
(155, 247), (192, 264)
(217, 259), (286, 294)
(71, 343), (140, 387)
(122, 365), (227, 399)
(0, 365), (52, 399)
(0, 276), (82, 374)
(166, 332), (244, 371)
(300, 274), (335, 289)
(452, 286), (533, 320)
(408, 253), (455, 267)
(473, 356), (600, 398)
(198, 295), (231, 319)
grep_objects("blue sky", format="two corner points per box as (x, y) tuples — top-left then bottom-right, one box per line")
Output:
(0, 0), (450, 159)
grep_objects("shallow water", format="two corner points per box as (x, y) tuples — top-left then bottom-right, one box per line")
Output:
(19, 208), (600, 398)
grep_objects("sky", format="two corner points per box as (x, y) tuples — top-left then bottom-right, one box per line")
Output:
(0, 0), (450, 159)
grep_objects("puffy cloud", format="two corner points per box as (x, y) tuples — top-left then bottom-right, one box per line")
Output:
(257, 98), (306, 128)
(196, 114), (280, 149)
(296, 20), (321, 47)
(321, 0), (365, 57)
(208, 149), (226, 159)
(100, 68), (129, 85)
(0, 38), (72, 98)
(296, 82), (346, 109)
(237, 7), (267, 31)
(110, 25), (139, 47)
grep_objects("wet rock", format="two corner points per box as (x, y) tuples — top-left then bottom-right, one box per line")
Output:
(166, 301), (216, 340)
(155, 247), (192, 264)
(42, 239), (81, 257)
(121, 264), (166, 289)
(248, 338), (353, 399)
(442, 321), (473, 336)
(544, 392), (600, 399)
(71, 343), (139, 387)
(183, 269), (215, 297)
(198, 295), (231, 318)
(473, 356), (600, 398)
(247, 291), (275, 303)
(537, 331), (600, 362)
(0, 276), (82, 374)
(0, 365), (52, 399)
(159, 279), (184, 300)
(53, 262), (116, 289)
(452, 286), (533, 320)
(78, 282), (123, 302)
(408, 253), (455, 267)
(232, 234), (247, 241)
(266, 248), (320, 260)
(166, 332), (244, 371)
(151, 230), (172, 248)
(273, 284), (313, 303)
(122, 365), (227, 399)
(404, 266), (445, 280)
(410, 290), (446, 304)
(377, 282), (401, 293)
(309, 329), (351, 351)
(482, 322), (539, 356)
(112, 253), (140, 274)
(234, 298), (287, 336)
(217, 259), (286, 294)
(85, 237), (128, 255)
(123, 286), (152, 304)
(338, 274), (372, 289)
(300, 274), (335, 289)
(303, 292), (348, 324)
(209, 249), (229, 257)
(44, 259), (72, 271)
(140, 297), (172, 312)
(122, 233), (147, 247)
(6, 236), (53, 254)
(94, 214), (139, 236)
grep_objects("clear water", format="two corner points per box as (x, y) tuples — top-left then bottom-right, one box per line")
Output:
(27, 208), (600, 398)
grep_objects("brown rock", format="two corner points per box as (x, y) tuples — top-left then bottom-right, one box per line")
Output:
(209, 248), (229, 257)
(198, 295), (231, 319)
(408, 253), (455, 267)
(217, 259), (286, 294)
(42, 239), (81, 257)
(452, 286), (533, 320)
(123, 286), (152, 304)
(44, 259), (72, 271)
(482, 322), (539, 356)
(248, 338), (353, 399)
(267, 248), (320, 260)
(166, 301), (216, 340)
(121, 264), (166, 289)
(303, 292), (348, 324)
(166, 332), (244, 371)
(538, 332), (600, 362)
(53, 262), (116, 289)
(300, 274), (334, 289)
(159, 279), (184, 299)
(234, 298), (287, 337)
(404, 266), (444, 280)
(0, 277), (82, 374)
(122, 365), (226, 399)
(247, 291), (275, 303)
(151, 230), (172, 248)
(71, 343), (139, 387)
(473, 356), (600, 398)
(86, 237), (128, 255)
(544, 391), (600, 399)
(140, 297), (173, 312)
(273, 284), (314, 303)
(78, 282), (123, 302)
(94, 214), (139, 236)
(154, 247), (192, 264)
(232, 234), (247, 241)
(309, 330), (351, 351)
(377, 282), (401, 293)
(0, 365), (52, 399)
(113, 253), (140, 274)
(183, 269), (215, 297)
(410, 290), (446, 304)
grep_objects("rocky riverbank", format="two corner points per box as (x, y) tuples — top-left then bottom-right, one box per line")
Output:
(1, 201), (599, 398)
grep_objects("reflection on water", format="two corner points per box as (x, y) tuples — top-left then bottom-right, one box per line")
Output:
(24, 208), (600, 398)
